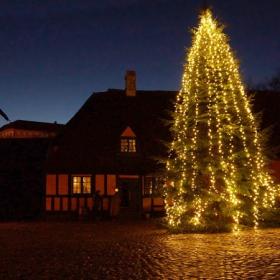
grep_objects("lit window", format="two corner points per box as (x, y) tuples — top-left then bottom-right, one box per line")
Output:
(144, 177), (153, 196)
(121, 138), (136, 152)
(144, 177), (165, 197)
(73, 177), (81, 193)
(128, 139), (136, 152)
(154, 177), (164, 197)
(121, 138), (129, 152)
(83, 177), (91, 193)
(72, 176), (91, 194)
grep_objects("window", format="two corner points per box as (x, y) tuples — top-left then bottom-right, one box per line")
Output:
(73, 177), (81, 193)
(144, 177), (165, 197)
(144, 177), (153, 196)
(83, 177), (91, 193)
(154, 177), (165, 197)
(121, 138), (136, 153)
(72, 176), (91, 194)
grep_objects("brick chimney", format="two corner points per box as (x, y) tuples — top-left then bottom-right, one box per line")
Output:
(125, 70), (136, 96)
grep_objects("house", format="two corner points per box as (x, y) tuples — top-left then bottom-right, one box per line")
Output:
(0, 121), (63, 219)
(45, 71), (173, 217)
(0, 120), (63, 139)
(45, 71), (280, 218)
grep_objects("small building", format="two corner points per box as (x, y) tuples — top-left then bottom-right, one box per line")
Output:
(0, 120), (63, 139)
(0, 120), (63, 220)
(45, 71), (174, 217)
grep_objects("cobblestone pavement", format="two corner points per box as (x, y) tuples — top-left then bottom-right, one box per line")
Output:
(0, 220), (280, 279)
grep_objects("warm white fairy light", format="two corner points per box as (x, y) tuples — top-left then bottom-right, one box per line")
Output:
(165, 9), (279, 231)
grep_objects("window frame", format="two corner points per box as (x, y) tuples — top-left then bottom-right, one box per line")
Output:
(144, 176), (165, 198)
(144, 177), (153, 197)
(72, 175), (92, 195)
(120, 136), (137, 153)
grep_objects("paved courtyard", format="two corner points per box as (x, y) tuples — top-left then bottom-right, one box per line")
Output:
(0, 220), (280, 279)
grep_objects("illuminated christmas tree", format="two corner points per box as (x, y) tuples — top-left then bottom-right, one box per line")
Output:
(166, 9), (279, 232)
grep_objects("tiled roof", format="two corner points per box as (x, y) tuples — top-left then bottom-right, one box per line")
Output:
(46, 89), (280, 173)
(0, 120), (64, 133)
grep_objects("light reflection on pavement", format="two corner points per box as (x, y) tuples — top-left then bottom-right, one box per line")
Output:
(0, 221), (279, 279)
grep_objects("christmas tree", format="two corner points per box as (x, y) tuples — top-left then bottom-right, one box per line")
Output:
(165, 9), (279, 232)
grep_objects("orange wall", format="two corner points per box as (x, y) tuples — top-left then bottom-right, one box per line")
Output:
(46, 175), (56, 195)
(95, 175), (104, 195)
(107, 175), (116, 195)
(45, 173), (166, 214)
(58, 175), (68, 195)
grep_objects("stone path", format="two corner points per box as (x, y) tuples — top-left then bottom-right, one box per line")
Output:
(0, 220), (280, 279)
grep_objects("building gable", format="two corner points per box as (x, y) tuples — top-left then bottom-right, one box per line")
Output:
(121, 126), (136, 137)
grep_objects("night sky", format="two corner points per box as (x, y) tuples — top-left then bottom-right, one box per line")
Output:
(0, 0), (279, 126)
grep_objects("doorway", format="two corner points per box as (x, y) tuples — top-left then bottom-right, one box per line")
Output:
(118, 178), (142, 215)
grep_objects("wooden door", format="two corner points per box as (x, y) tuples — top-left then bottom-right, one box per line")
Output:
(118, 178), (141, 213)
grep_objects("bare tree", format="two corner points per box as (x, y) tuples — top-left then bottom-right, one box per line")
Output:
(256, 69), (280, 91)
(0, 109), (9, 121)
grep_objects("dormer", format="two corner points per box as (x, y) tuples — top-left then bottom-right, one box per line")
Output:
(120, 126), (136, 153)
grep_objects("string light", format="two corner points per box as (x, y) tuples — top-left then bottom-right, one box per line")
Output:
(165, 9), (279, 232)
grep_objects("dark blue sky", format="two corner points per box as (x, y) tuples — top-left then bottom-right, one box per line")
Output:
(0, 0), (280, 125)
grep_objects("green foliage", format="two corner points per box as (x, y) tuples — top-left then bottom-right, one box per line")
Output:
(165, 9), (279, 232)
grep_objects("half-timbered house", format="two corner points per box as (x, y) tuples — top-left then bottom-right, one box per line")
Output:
(45, 71), (173, 217)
